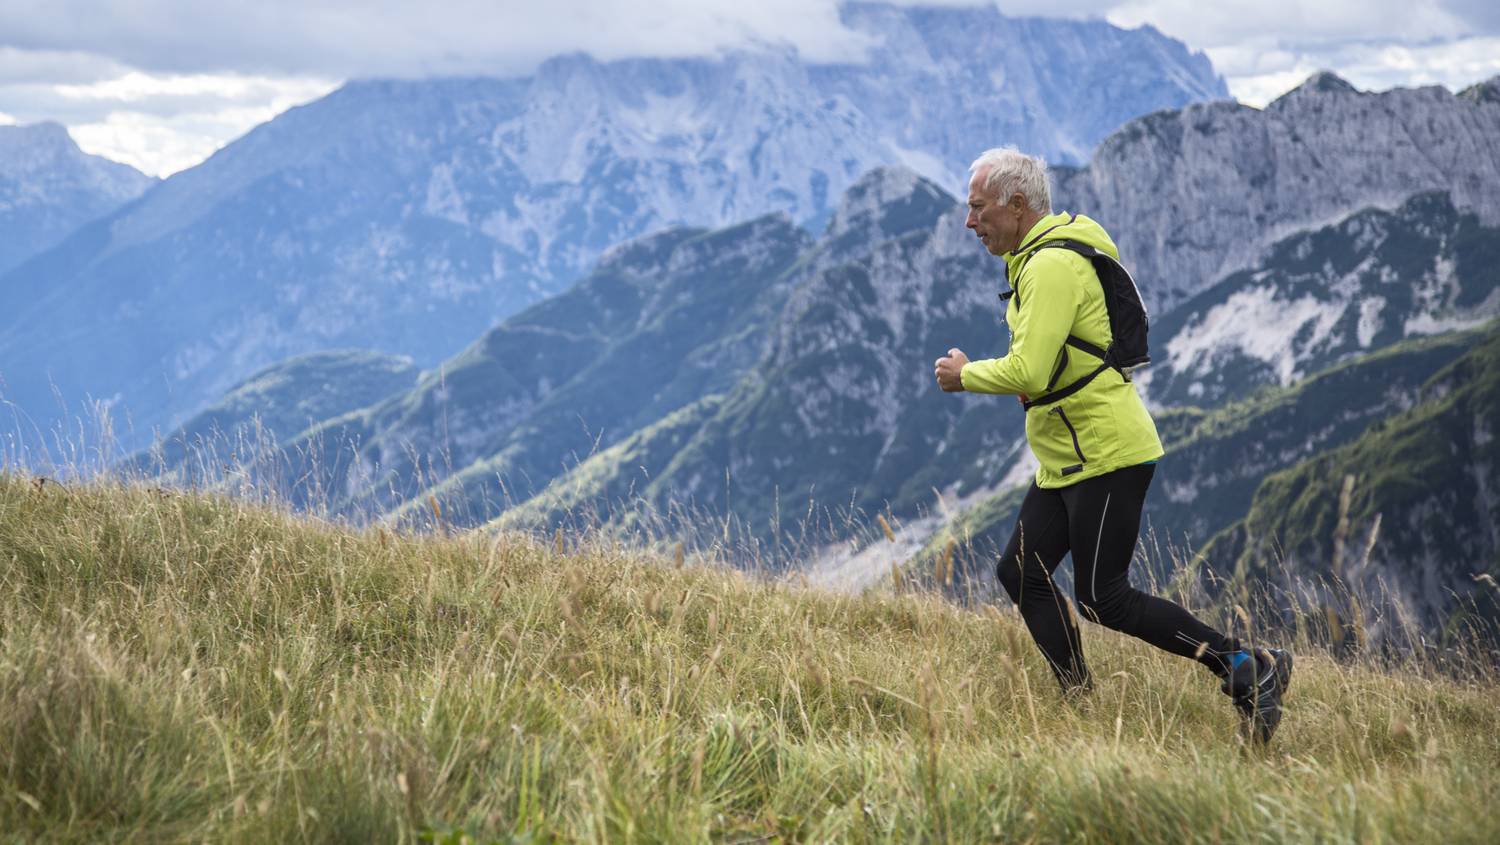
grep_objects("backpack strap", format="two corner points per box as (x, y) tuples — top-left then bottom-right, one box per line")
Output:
(1045, 347), (1069, 392)
(1016, 240), (1129, 410)
(1023, 361), (1113, 410)
(1015, 215), (1077, 255)
(1065, 335), (1109, 362)
(996, 216), (1077, 307)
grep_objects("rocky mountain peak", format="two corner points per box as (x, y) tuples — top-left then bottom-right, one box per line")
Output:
(660, 212), (810, 276)
(1266, 71), (1360, 111)
(0, 119), (70, 146)
(1054, 74), (1500, 314)
(1460, 75), (1500, 106)
(593, 226), (707, 277)
(822, 166), (954, 246)
(1307, 70), (1357, 93)
(0, 121), (156, 275)
(0, 122), (88, 176)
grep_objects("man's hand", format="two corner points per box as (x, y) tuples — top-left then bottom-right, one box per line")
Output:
(934, 348), (969, 392)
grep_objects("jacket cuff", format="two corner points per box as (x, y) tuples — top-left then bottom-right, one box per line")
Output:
(958, 361), (980, 392)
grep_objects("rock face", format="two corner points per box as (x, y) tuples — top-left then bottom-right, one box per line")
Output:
(382, 167), (1024, 552)
(1142, 192), (1500, 407)
(0, 122), (154, 274)
(250, 166), (1012, 541)
(284, 210), (822, 522)
(0, 3), (1225, 445)
(1053, 72), (1500, 313)
(215, 141), (1499, 566)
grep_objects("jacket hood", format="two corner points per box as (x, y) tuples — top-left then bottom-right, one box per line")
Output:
(1003, 212), (1120, 276)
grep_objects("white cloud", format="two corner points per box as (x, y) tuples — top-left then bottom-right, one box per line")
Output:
(1, 69), (338, 176)
(0, 110), (15, 125)
(67, 111), (225, 177)
(1206, 33), (1500, 107)
(1349, 37), (1500, 90)
(4, 1), (1496, 83)
(1105, 0), (1475, 47)
(0, 45), (129, 85)
(1100, 0), (1500, 106)
(3, 1), (1498, 175)
(0, 0), (886, 78)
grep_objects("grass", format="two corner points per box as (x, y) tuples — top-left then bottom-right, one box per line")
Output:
(2, 473), (1499, 843)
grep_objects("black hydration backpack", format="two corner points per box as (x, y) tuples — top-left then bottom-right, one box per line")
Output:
(1001, 238), (1150, 411)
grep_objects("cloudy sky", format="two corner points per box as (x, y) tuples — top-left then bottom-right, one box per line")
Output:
(4, 0), (1498, 177)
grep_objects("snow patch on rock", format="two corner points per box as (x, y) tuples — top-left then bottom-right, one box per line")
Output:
(1167, 287), (1344, 385)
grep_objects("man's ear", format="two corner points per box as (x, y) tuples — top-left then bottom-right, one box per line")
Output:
(1008, 193), (1026, 213)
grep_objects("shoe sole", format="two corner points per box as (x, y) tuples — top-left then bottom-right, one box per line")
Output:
(1241, 649), (1293, 745)
(1274, 649), (1294, 694)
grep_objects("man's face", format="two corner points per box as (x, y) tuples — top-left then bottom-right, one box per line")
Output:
(966, 168), (1024, 256)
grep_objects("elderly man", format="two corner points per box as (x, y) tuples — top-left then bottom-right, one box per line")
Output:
(933, 146), (1292, 744)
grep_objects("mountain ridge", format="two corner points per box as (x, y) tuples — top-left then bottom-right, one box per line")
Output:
(0, 121), (155, 275)
(0, 4), (1227, 445)
(1053, 71), (1500, 313)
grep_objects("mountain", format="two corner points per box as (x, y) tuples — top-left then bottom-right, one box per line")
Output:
(277, 161), (1498, 557)
(124, 349), (419, 486)
(65, 65), (1500, 608)
(0, 122), (154, 274)
(1052, 72), (1500, 314)
(1200, 321), (1500, 650)
(282, 207), (826, 522)
(1141, 191), (1500, 407)
(0, 2), (1226, 447)
(482, 168), (1026, 556)
(513, 175), (1500, 568)
(497, 75), (1500, 550)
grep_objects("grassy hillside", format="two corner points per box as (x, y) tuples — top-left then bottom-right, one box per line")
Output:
(3, 475), (1499, 842)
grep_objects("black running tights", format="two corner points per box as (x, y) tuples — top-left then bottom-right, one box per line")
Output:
(996, 463), (1240, 690)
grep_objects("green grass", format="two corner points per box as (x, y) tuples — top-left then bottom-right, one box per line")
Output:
(3, 474), (1499, 843)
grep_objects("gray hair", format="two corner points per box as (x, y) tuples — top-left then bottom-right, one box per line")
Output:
(969, 147), (1051, 213)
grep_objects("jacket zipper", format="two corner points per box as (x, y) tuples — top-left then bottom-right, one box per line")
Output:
(1050, 406), (1087, 475)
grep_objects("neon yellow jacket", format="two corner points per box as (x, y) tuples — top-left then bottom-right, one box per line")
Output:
(960, 212), (1164, 488)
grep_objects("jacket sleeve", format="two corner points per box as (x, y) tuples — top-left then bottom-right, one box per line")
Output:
(959, 251), (1081, 396)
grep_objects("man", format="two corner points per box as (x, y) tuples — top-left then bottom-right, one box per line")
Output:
(933, 146), (1292, 744)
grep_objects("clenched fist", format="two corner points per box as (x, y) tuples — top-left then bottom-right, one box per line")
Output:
(934, 348), (969, 392)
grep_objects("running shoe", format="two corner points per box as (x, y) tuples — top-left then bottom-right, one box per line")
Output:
(1223, 647), (1293, 745)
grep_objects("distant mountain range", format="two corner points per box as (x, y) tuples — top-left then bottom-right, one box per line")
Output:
(501, 177), (1500, 577)
(0, 1), (1227, 445)
(7, 16), (1498, 652)
(126, 74), (1500, 543)
(0, 122), (154, 275)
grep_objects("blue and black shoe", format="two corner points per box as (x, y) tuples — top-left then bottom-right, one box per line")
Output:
(1222, 647), (1293, 745)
